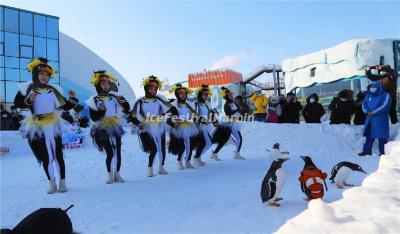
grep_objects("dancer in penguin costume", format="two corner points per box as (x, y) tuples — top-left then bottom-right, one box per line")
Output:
(131, 76), (175, 177)
(13, 58), (77, 194)
(168, 83), (201, 170)
(330, 161), (367, 189)
(299, 156), (328, 201)
(260, 154), (289, 207)
(192, 84), (218, 166)
(210, 87), (245, 161)
(86, 71), (130, 184)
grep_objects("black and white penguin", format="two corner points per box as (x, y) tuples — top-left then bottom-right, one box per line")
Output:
(330, 161), (367, 188)
(260, 158), (289, 207)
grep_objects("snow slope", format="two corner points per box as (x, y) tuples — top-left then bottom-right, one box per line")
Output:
(276, 134), (400, 234)
(0, 123), (398, 233)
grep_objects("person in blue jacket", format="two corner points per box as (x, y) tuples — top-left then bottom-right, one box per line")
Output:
(358, 82), (392, 156)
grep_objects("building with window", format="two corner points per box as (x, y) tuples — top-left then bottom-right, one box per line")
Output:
(0, 5), (135, 108)
(282, 38), (400, 106)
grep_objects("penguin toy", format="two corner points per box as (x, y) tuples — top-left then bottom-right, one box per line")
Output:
(298, 156), (328, 201)
(330, 161), (367, 189)
(260, 157), (289, 207)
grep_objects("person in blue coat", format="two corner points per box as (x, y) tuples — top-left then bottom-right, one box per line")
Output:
(359, 82), (392, 156)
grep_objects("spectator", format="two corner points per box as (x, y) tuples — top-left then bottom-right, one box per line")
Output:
(235, 95), (250, 117)
(354, 91), (366, 125)
(266, 95), (282, 123)
(358, 82), (391, 156)
(302, 93), (325, 123)
(281, 92), (302, 124)
(329, 89), (356, 124)
(249, 90), (268, 122)
(0, 104), (14, 130)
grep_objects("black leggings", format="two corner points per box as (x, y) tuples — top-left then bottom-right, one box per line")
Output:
(28, 136), (65, 180)
(141, 133), (166, 167)
(99, 136), (122, 172)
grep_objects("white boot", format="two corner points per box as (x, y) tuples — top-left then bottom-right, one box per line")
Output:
(193, 158), (205, 166)
(177, 161), (184, 170)
(211, 153), (222, 161)
(47, 179), (57, 194)
(106, 172), (114, 184)
(59, 179), (67, 193)
(234, 151), (245, 160)
(159, 165), (168, 175)
(185, 160), (195, 169)
(114, 171), (125, 183)
(147, 167), (154, 177)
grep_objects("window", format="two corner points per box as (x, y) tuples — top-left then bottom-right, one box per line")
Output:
(0, 7), (3, 31)
(4, 33), (19, 57)
(20, 12), (33, 35)
(34, 15), (46, 37)
(4, 8), (18, 33)
(46, 17), (59, 39)
(0, 68), (4, 80)
(20, 69), (31, 82)
(47, 39), (58, 61)
(310, 67), (316, 77)
(0, 56), (4, 67)
(6, 81), (18, 102)
(5, 57), (19, 68)
(34, 37), (46, 58)
(0, 80), (5, 102)
(0, 43), (3, 56)
(5, 68), (19, 81)
(20, 35), (33, 46)
(20, 46), (33, 58)
(19, 58), (31, 70)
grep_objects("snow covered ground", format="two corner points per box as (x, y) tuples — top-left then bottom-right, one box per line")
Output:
(1, 122), (399, 233)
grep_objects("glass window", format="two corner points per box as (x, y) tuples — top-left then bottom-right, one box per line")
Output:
(5, 57), (19, 68)
(0, 68), (4, 80)
(19, 58), (31, 70)
(5, 68), (19, 81)
(0, 81), (5, 102)
(5, 32), (19, 57)
(0, 42), (3, 56)
(20, 11), (33, 35)
(0, 7), (3, 31)
(6, 81), (19, 102)
(4, 8), (18, 33)
(20, 69), (31, 82)
(0, 56), (4, 67)
(0, 31), (3, 42)
(47, 39), (58, 61)
(20, 35), (33, 46)
(34, 37), (46, 58)
(20, 46), (33, 58)
(34, 14), (46, 37)
(46, 17), (59, 39)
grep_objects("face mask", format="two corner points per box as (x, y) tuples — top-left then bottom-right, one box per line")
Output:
(370, 87), (378, 93)
(309, 98), (316, 103)
(340, 98), (347, 102)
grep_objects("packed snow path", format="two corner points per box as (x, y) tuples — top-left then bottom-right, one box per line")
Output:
(1, 123), (397, 233)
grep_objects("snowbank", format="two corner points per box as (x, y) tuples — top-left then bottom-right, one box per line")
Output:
(276, 129), (400, 234)
(1, 123), (398, 233)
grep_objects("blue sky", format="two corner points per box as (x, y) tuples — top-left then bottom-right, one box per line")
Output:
(4, 1), (400, 96)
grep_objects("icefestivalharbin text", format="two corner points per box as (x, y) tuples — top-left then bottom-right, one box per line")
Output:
(144, 113), (255, 123)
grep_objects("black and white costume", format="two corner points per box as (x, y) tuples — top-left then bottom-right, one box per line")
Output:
(87, 71), (130, 184)
(168, 84), (200, 170)
(13, 58), (75, 194)
(211, 87), (245, 160)
(131, 76), (174, 177)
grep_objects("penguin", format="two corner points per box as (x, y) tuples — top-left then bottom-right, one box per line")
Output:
(299, 156), (328, 201)
(329, 161), (367, 189)
(260, 157), (289, 207)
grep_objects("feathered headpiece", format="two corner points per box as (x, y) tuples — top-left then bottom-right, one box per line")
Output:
(91, 70), (118, 86)
(27, 58), (56, 78)
(169, 83), (192, 94)
(195, 84), (213, 95)
(142, 75), (163, 90)
(219, 86), (231, 98)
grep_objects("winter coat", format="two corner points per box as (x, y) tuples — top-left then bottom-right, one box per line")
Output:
(363, 82), (392, 139)
(250, 93), (268, 114)
(329, 95), (356, 124)
(302, 93), (325, 123)
(354, 100), (366, 125)
(281, 101), (302, 123)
